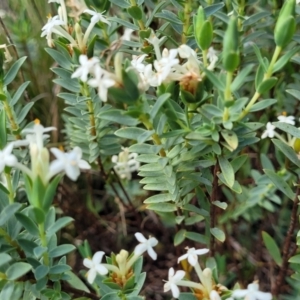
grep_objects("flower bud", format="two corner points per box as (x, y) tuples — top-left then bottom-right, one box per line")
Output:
(294, 138), (300, 154)
(223, 17), (240, 72)
(274, 0), (296, 48)
(194, 7), (213, 51)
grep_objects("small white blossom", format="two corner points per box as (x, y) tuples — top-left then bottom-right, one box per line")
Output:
(112, 148), (140, 180)
(83, 251), (108, 284)
(231, 282), (272, 300)
(0, 143), (18, 173)
(121, 28), (134, 41)
(131, 54), (147, 73)
(163, 268), (185, 298)
(49, 146), (91, 181)
(134, 232), (158, 260)
(277, 115), (295, 125)
(261, 122), (276, 139)
(178, 247), (209, 266)
(84, 9), (110, 25)
(87, 65), (116, 102)
(71, 55), (99, 82)
(0, 44), (13, 64)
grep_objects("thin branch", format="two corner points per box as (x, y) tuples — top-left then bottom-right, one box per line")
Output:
(62, 285), (99, 300)
(273, 183), (300, 296)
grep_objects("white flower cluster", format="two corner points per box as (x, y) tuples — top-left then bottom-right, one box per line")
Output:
(262, 114), (295, 139)
(130, 35), (218, 92)
(83, 232), (158, 284)
(164, 247), (271, 300)
(0, 120), (90, 183)
(111, 147), (140, 180)
(71, 54), (116, 102)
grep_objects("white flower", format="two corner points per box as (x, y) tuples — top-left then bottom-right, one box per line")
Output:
(84, 9), (110, 25)
(131, 54), (147, 73)
(22, 121), (56, 151)
(0, 44), (12, 64)
(83, 251), (108, 284)
(49, 146), (91, 181)
(261, 122), (276, 139)
(121, 28), (134, 41)
(178, 247), (209, 266)
(112, 148), (140, 180)
(210, 290), (222, 300)
(134, 232), (158, 260)
(232, 282), (272, 300)
(277, 115), (295, 125)
(0, 143), (18, 173)
(87, 65), (116, 102)
(71, 55), (100, 82)
(207, 47), (218, 70)
(163, 268), (185, 298)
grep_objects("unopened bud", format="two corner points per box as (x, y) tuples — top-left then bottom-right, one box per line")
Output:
(294, 138), (300, 154)
(274, 0), (296, 48)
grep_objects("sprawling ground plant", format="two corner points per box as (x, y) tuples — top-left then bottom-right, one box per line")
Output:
(1, 0), (300, 299)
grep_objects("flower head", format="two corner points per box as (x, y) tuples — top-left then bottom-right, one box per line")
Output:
(71, 55), (100, 82)
(83, 251), (108, 284)
(0, 143), (18, 173)
(84, 9), (110, 25)
(112, 148), (140, 180)
(134, 232), (158, 260)
(277, 115), (295, 125)
(49, 146), (91, 181)
(178, 247), (209, 266)
(164, 268), (186, 298)
(231, 282), (272, 300)
(261, 122), (276, 139)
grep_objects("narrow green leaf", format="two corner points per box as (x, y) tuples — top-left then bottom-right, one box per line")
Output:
(150, 93), (171, 120)
(11, 81), (30, 106)
(44, 48), (72, 70)
(0, 203), (22, 226)
(48, 244), (76, 258)
(144, 193), (173, 203)
(273, 122), (300, 138)
(231, 64), (254, 91)
(249, 99), (277, 112)
(218, 157), (235, 188)
(3, 57), (27, 85)
(264, 169), (296, 200)
(272, 139), (300, 167)
(289, 254), (300, 264)
(262, 231), (282, 266)
(204, 69), (225, 91)
(0, 110), (6, 149)
(146, 203), (177, 212)
(185, 232), (208, 244)
(0, 253), (12, 267)
(212, 201), (228, 210)
(47, 217), (73, 237)
(15, 212), (39, 236)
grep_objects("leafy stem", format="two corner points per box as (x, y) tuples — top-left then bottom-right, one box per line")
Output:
(38, 223), (49, 266)
(4, 172), (14, 204)
(223, 71), (233, 122)
(182, 0), (192, 44)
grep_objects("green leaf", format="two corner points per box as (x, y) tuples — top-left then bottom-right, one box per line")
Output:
(150, 93), (171, 121)
(144, 193), (173, 203)
(231, 154), (248, 172)
(109, 17), (139, 30)
(44, 48), (72, 70)
(264, 169), (296, 200)
(48, 244), (76, 258)
(34, 265), (49, 281)
(115, 127), (148, 140)
(155, 10), (183, 25)
(272, 139), (300, 167)
(6, 262), (32, 280)
(273, 122), (300, 138)
(289, 254), (300, 264)
(11, 81), (30, 106)
(66, 271), (90, 293)
(220, 130), (238, 151)
(43, 175), (62, 211)
(15, 212), (39, 236)
(174, 229), (186, 246)
(212, 201), (227, 210)
(99, 109), (138, 126)
(3, 57), (27, 85)
(0, 203), (22, 226)
(286, 89), (300, 100)
(210, 228), (225, 242)
(204, 3), (225, 17)
(262, 231), (282, 266)
(185, 232), (208, 244)
(0, 253), (12, 267)
(47, 217), (73, 237)
(204, 69), (225, 91)
(49, 264), (71, 274)
(127, 6), (142, 20)
(249, 99), (277, 112)
(252, 44), (268, 72)
(273, 47), (299, 73)
(257, 77), (278, 94)
(34, 246), (47, 259)
(218, 157), (235, 188)
(146, 203), (177, 212)
(243, 11), (271, 26)
(231, 64), (254, 92)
